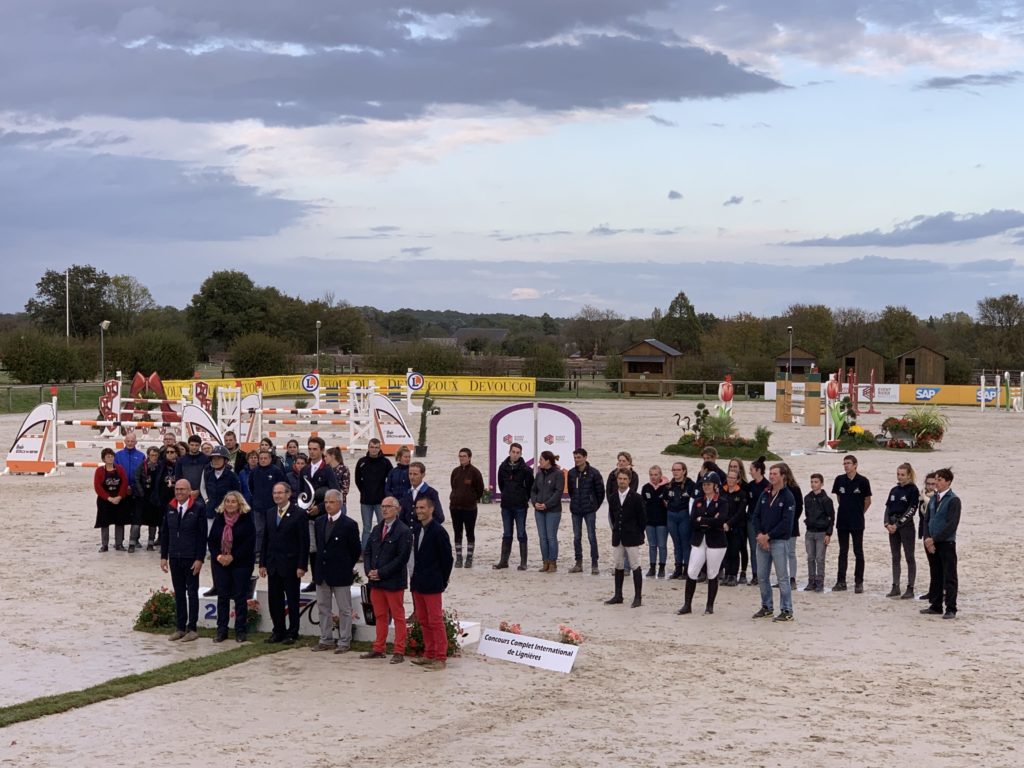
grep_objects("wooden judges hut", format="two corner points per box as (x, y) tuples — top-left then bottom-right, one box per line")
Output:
(620, 338), (683, 396)
(840, 345), (886, 382)
(896, 345), (947, 384)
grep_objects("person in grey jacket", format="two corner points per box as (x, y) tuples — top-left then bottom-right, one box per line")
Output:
(567, 448), (605, 575)
(531, 451), (564, 573)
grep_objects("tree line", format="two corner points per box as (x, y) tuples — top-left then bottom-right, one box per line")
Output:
(0, 265), (1020, 384)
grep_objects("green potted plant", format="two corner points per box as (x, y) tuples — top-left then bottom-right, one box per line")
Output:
(414, 388), (435, 457)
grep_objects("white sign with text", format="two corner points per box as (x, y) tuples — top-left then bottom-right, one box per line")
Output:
(476, 628), (579, 673)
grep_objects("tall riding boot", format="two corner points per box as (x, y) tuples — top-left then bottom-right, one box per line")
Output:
(517, 540), (528, 571)
(677, 577), (697, 614)
(605, 569), (624, 604)
(631, 568), (643, 607)
(492, 538), (512, 569)
(465, 543), (474, 568)
(455, 544), (464, 568)
(705, 577), (719, 614)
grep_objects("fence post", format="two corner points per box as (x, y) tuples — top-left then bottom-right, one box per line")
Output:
(73, 384), (78, 407)
(6, 387), (10, 412)
(702, 381), (707, 397)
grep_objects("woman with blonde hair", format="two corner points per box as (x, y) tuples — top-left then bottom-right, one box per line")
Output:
(884, 462), (920, 599)
(206, 490), (257, 642)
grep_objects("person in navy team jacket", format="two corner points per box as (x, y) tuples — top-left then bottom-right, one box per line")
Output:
(160, 479), (208, 642)
(206, 490), (256, 642)
(410, 497), (454, 670)
(260, 482), (309, 644)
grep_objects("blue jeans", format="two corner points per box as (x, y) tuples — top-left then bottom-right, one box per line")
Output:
(786, 537), (798, 583)
(360, 503), (381, 548)
(501, 507), (528, 542)
(667, 510), (691, 566)
(571, 512), (599, 564)
(646, 525), (668, 565)
(757, 539), (792, 612)
(535, 510), (561, 562)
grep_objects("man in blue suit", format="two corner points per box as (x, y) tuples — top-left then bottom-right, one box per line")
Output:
(398, 462), (445, 529)
(311, 490), (361, 653)
(260, 482), (309, 644)
(160, 479), (207, 642)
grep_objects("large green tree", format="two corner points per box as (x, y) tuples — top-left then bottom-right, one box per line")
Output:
(107, 275), (156, 333)
(186, 271), (265, 356)
(25, 264), (113, 337)
(658, 291), (703, 354)
(977, 294), (1024, 366)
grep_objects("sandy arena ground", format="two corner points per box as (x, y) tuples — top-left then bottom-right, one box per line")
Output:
(1, 397), (1021, 767)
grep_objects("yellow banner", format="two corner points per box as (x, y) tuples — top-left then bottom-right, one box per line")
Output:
(898, 384), (1000, 406)
(163, 375), (536, 400)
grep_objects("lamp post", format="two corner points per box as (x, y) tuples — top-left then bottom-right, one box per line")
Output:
(315, 320), (322, 373)
(787, 325), (794, 381)
(99, 320), (111, 381)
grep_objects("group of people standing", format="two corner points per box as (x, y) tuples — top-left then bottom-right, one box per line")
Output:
(489, 444), (961, 622)
(95, 430), (962, 656)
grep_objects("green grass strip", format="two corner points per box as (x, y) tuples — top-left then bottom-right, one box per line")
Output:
(0, 628), (372, 729)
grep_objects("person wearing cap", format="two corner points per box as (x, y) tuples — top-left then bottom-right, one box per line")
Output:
(198, 444), (240, 597)
(677, 472), (730, 615)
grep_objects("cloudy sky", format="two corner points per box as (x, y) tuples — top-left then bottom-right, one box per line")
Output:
(2, 1), (1023, 319)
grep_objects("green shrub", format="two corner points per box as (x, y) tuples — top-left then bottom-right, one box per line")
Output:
(108, 330), (196, 379)
(0, 331), (92, 383)
(134, 587), (177, 630)
(700, 410), (737, 441)
(754, 425), (772, 451)
(524, 345), (566, 391)
(229, 333), (291, 377)
(603, 354), (622, 391)
(367, 342), (464, 375)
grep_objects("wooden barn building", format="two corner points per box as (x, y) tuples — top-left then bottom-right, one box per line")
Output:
(620, 339), (683, 396)
(896, 345), (947, 384)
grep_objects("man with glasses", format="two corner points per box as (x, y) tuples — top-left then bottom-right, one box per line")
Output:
(361, 496), (413, 663)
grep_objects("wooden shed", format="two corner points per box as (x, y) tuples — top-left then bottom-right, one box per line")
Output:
(841, 345), (886, 382)
(620, 339), (682, 396)
(774, 345), (817, 377)
(896, 345), (946, 385)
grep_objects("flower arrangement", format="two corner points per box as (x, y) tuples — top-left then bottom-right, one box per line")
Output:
(351, 568), (363, 585)
(848, 425), (865, 435)
(558, 625), (584, 646)
(245, 599), (261, 631)
(481, 485), (494, 504)
(499, 620), (522, 634)
(880, 407), (948, 449)
(407, 608), (464, 657)
(134, 586), (176, 630)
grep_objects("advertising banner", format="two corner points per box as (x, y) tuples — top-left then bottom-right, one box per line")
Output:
(163, 375), (535, 400)
(488, 403), (582, 499)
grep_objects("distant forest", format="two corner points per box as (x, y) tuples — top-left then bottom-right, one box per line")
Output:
(2, 265), (1021, 384)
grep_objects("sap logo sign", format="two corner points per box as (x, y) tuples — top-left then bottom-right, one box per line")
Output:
(977, 388), (998, 403)
(915, 388), (941, 401)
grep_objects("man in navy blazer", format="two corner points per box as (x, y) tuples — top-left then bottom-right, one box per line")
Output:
(410, 497), (454, 670)
(311, 489), (361, 653)
(160, 479), (207, 642)
(302, 437), (340, 592)
(260, 482), (310, 644)
(361, 496), (413, 663)
(398, 462), (445, 528)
